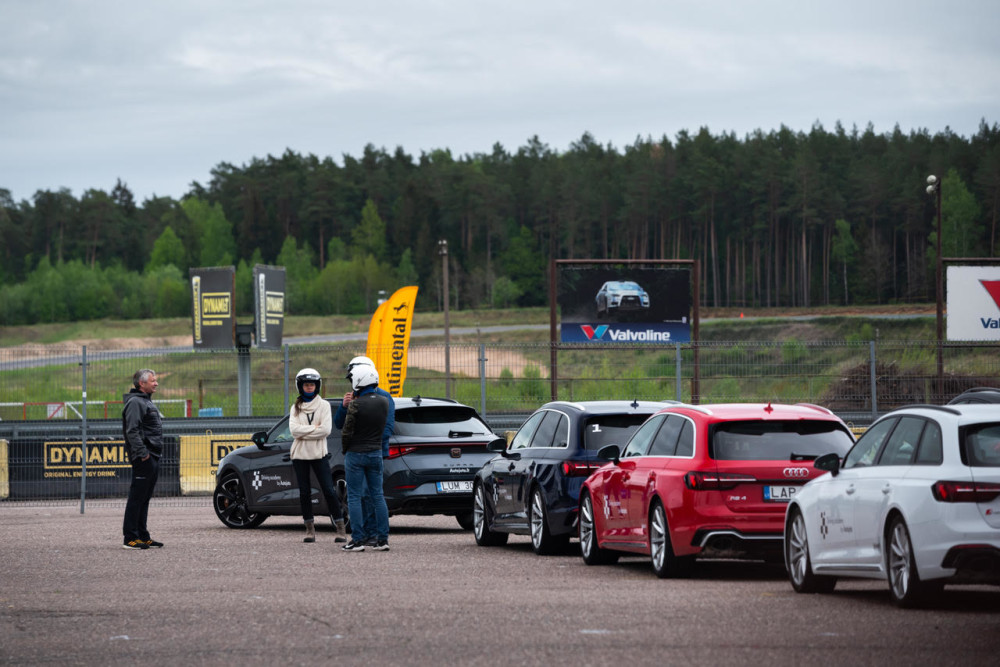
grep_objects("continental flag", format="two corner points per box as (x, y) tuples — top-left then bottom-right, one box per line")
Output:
(366, 286), (418, 397)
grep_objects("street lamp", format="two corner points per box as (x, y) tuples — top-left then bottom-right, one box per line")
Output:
(438, 239), (451, 398)
(926, 174), (943, 399)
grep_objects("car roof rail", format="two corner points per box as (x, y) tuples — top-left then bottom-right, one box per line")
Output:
(889, 404), (962, 416)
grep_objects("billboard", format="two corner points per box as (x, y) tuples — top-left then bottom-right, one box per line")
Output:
(559, 265), (691, 343)
(946, 265), (1000, 341)
(190, 267), (236, 349)
(253, 264), (286, 349)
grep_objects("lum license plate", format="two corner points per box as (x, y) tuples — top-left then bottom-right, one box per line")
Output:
(437, 480), (473, 493)
(763, 485), (798, 502)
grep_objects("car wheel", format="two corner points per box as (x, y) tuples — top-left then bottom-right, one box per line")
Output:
(529, 487), (569, 555)
(455, 511), (474, 531)
(887, 516), (938, 608)
(649, 500), (689, 578)
(786, 509), (836, 594)
(473, 482), (508, 546)
(579, 492), (618, 565)
(213, 472), (268, 529)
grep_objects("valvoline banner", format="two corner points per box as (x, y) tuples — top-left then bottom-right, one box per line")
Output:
(366, 286), (419, 396)
(562, 322), (691, 343)
(946, 265), (1000, 341)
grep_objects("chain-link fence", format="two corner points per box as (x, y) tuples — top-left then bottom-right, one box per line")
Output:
(1, 339), (997, 506)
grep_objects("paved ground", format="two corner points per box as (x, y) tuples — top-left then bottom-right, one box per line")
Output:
(1, 502), (998, 666)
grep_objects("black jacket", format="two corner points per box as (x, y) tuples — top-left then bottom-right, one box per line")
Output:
(122, 388), (163, 460)
(341, 388), (390, 454)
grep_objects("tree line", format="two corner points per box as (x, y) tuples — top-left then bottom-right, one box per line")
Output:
(1, 120), (998, 325)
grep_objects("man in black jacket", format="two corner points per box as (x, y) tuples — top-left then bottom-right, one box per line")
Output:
(121, 369), (164, 550)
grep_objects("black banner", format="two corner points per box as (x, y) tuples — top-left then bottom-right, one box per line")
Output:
(190, 266), (235, 349)
(253, 264), (285, 349)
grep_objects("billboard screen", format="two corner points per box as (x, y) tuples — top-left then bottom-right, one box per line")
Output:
(190, 266), (235, 349)
(559, 265), (691, 343)
(946, 265), (1000, 341)
(253, 264), (285, 349)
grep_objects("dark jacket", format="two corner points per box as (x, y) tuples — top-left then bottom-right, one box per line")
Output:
(335, 386), (395, 457)
(341, 387), (390, 454)
(122, 388), (163, 461)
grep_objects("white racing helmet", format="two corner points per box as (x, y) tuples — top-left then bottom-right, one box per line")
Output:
(350, 364), (379, 391)
(346, 355), (376, 379)
(295, 368), (322, 396)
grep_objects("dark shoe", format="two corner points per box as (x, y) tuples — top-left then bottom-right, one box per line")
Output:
(372, 540), (390, 551)
(364, 537), (378, 548)
(144, 539), (164, 548)
(123, 539), (149, 550)
(341, 540), (366, 552)
(304, 520), (316, 543)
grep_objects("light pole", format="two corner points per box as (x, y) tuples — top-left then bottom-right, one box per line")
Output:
(438, 239), (451, 398)
(926, 174), (943, 399)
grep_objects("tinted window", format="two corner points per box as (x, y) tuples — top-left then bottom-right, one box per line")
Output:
(711, 420), (855, 461)
(393, 406), (492, 438)
(648, 416), (683, 456)
(622, 415), (665, 458)
(877, 416), (925, 466)
(675, 420), (695, 457)
(844, 418), (896, 469)
(530, 411), (565, 448)
(915, 421), (943, 465)
(582, 414), (652, 451)
(509, 411), (545, 450)
(267, 418), (292, 443)
(964, 423), (1000, 467)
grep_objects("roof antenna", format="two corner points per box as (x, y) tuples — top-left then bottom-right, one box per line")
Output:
(631, 399), (639, 409)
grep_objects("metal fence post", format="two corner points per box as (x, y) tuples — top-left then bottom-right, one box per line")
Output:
(283, 344), (290, 411)
(479, 343), (487, 416)
(869, 341), (878, 422)
(675, 343), (682, 402)
(80, 345), (88, 514)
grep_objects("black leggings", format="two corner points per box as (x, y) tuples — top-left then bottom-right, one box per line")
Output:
(292, 457), (343, 522)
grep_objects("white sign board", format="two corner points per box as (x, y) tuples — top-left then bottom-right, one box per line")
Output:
(946, 265), (1000, 341)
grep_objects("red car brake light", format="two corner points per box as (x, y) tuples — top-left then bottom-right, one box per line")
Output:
(562, 461), (601, 477)
(684, 471), (757, 491)
(931, 480), (1000, 503)
(386, 446), (418, 459)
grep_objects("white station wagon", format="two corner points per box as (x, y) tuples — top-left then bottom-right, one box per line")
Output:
(783, 404), (1000, 607)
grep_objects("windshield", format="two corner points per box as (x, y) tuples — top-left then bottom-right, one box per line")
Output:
(394, 406), (493, 437)
(710, 420), (854, 461)
(583, 414), (652, 451)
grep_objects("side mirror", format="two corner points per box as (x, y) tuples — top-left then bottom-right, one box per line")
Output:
(814, 452), (841, 477)
(251, 430), (268, 450)
(487, 437), (507, 453)
(597, 444), (621, 465)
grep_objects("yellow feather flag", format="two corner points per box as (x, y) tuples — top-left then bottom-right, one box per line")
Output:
(366, 286), (419, 396)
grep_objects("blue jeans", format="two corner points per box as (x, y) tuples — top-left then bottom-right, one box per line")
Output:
(344, 450), (389, 542)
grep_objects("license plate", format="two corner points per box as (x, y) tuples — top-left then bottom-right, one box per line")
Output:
(763, 485), (798, 502)
(437, 480), (473, 493)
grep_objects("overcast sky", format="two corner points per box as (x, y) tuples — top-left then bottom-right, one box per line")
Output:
(2, 1), (998, 204)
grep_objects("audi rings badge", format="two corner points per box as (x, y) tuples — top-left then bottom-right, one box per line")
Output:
(783, 468), (810, 478)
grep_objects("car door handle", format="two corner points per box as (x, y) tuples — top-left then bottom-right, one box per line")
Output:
(508, 463), (516, 471)
(845, 484), (856, 495)
(882, 484), (892, 495)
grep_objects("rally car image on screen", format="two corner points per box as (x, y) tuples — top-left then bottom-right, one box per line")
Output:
(595, 280), (650, 318)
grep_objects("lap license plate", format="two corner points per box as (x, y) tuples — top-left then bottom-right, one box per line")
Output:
(763, 485), (798, 502)
(437, 480), (473, 493)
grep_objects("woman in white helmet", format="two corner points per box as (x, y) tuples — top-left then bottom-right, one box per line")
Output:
(289, 368), (347, 544)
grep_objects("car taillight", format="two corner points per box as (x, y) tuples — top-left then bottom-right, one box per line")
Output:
(684, 471), (757, 490)
(931, 480), (1000, 503)
(562, 461), (601, 477)
(386, 446), (418, 459)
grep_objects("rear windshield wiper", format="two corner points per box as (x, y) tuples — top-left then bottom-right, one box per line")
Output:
(449, 430), (474, 438)
(789, 452), (818, 461)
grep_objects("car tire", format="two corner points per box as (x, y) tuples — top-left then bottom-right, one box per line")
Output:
(473, 482), (508, 546)
(786, 509), (836, 594)
(213, 472), (268, 529)
(529, 487), (569, 555)
(887, 516), (938, 608)
(579, 492), (618, 565)
(649, 500), (689, 578)
(455, 511), (475, 531)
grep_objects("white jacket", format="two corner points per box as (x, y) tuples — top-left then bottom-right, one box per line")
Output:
(289, 397), (333, 460)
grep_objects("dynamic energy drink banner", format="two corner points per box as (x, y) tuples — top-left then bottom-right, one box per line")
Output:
(190, 266), (235, 349)
(366, 286), (419, 396)
(559, 266), (692, 343)
(946, 265), (1000, 341)
(253, 264), (285, 349)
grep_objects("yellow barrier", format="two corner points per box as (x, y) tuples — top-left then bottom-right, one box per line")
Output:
(179, 433), (252, 495)
(0, 439), (8, 499)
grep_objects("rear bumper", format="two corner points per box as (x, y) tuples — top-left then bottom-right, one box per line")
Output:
(940, 545), (1000, 583)
(690, 528), (784, 559)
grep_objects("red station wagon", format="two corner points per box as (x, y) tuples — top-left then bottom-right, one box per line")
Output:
(579, 403), (856, 577)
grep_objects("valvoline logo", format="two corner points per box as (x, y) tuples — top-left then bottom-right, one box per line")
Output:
(580, 325), (609, 340)
(982, 280), (1000, 311)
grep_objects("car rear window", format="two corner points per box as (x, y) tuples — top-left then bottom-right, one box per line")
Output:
(393, 406), (493, 438)
(583, 414), (651, 451)
(710, 420), (855, 461)
(963, 423), (1000, 467)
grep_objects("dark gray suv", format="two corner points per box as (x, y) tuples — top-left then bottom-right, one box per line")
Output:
(213, 396), (501, 531)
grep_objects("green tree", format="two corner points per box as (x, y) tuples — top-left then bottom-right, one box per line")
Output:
(182, 197), (236, 267)
(351, 198), (387, 261)
(396, 247), (418, 286)
(830, 219), (858, 305)
(148, 226), (187, 270)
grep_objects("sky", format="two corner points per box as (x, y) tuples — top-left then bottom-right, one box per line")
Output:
(2, 0), (999, 204)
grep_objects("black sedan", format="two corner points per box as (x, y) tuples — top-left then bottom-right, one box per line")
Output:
(473, 400), (667, 554)
(213, 396), (502, 531)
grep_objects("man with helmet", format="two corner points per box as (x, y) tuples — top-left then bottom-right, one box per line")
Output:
(338, 361), (392, 551)
(289, 367), (347, 544)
